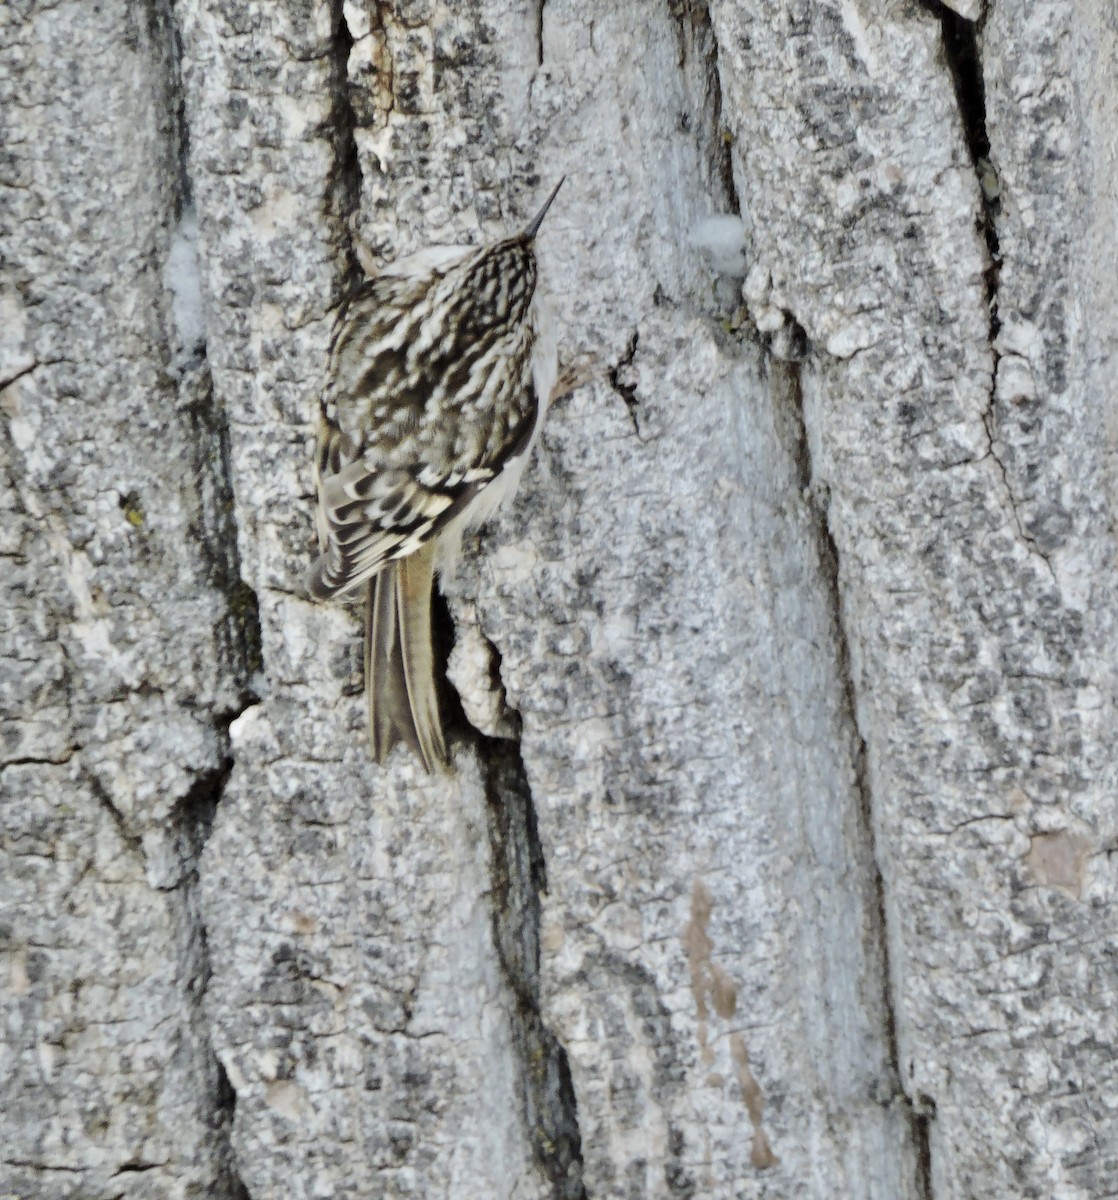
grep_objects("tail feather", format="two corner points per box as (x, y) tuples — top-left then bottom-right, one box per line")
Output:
(366, 543), (448, 772)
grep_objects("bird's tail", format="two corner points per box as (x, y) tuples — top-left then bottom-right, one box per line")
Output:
(365, 542), (448, 772)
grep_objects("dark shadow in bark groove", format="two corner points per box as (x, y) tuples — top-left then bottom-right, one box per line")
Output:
(608, 329), (643, 439)
(212, 1057), (253, 1200)
(185, 371), (265, 696)
(770, 356), (936, 1200)
(912, 1103), (937, 1200)
(919, 0), (1000, 322)
(172, 758), (253, 1200)
(149, 4), (263, 1195)
(326, 0), (366, 286)
(534, 0), (547, 66)
(480, 739), (588, 1200)
(919, 2), (1053, 597)
(176, 260), (260, 1200)
(431, 592), (588, 1200)
(669, 0), (740, 213)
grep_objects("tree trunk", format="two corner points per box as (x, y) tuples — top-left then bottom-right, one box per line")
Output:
(3, 1), (1116, 1197)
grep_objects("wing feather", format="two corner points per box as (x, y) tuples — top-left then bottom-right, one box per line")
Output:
(308, 458), (496, 600)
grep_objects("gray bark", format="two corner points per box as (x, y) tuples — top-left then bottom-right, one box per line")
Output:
(2, 1), (1116, 1198)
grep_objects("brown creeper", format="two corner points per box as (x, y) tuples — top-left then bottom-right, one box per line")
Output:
(307, 181), (563, 771)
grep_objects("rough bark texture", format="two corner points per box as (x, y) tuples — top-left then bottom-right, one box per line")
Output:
(3, 1), (1116, 1198)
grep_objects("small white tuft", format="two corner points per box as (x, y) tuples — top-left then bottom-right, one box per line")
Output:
(164, 208), (207, 367)
(689, 215), (748, 278)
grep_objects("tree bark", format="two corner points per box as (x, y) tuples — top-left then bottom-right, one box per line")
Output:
(3, 1), (1116, 1198)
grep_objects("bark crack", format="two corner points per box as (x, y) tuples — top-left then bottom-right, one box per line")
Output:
(921, 2), (1054, 583)
(326, 0), (366, 285)
(980, 411), (1056, 581)
(607, 330), (643, 440)
(86, 773), (145, 857)
(669, 0), (739, 212)
(151, 4), (258, 1195)
(0, 360), (44, 395)
(479, 735), (587, 1200)
(534, 0), (547, 66)
(170, 758), (252, 1200)
(772, 357), (935, 1200)
(436, 599), (586, 1199)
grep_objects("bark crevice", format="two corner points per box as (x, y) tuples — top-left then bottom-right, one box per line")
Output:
(86, 773), (145, 857)
(437, 599), (587, 1200)
(479, 735), (587, 1200)
(921, 2), (1052, 582)
(607, 330), (643, 439)
(170, 759), (252, 1200)
(670, 0), (739, 212)
(534, 0), (546, 66)
(326, 0), (366, 284)
(151, 5), (259, 1195)
(772, 357), (935, 1200)
(922, 2), (998, 274)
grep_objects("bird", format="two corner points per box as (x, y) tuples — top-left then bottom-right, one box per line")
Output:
(307, 180), (563, 771)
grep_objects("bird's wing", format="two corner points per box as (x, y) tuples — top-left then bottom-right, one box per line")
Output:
(308, 459), (489, 600)
(307, 399), (538, 601)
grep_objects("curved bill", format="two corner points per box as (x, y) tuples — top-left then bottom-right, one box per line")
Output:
(523, 177), (565, 240)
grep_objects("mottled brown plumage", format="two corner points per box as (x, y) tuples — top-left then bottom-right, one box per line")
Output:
(308, 182), (562, 770)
